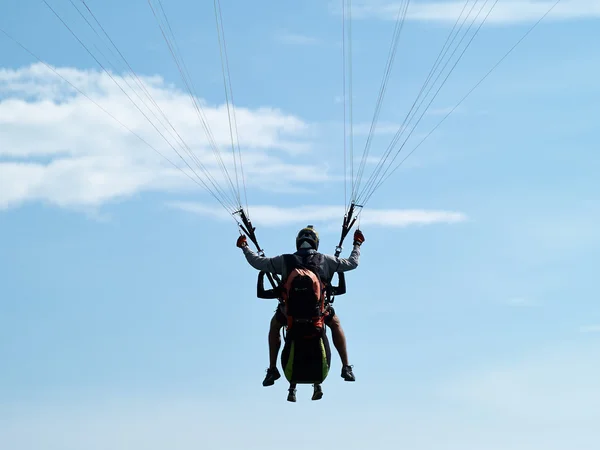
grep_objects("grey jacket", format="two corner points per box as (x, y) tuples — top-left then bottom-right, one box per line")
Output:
(241, 245), (360, 281)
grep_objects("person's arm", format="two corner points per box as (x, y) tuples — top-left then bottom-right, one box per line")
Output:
(241, 246), (284, 274)
(323, 229), (364, 274)
(236, 235), (284, 274)
(324, 244), (360, 273)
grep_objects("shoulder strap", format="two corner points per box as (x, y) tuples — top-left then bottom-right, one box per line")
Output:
(303, 252), (326, 283)
(282, 254), (301, 280)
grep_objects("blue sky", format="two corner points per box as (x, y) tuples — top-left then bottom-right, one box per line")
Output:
(1, 1), (600, 449)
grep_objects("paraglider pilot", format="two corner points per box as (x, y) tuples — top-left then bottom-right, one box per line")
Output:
(236, 226), (365, 386)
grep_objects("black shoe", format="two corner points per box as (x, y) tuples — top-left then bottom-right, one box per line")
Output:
(311, 384), (323, 401)
(341, 365), (355, 381)
(287, 388), (297, 402)
(262, 367), (281, 386)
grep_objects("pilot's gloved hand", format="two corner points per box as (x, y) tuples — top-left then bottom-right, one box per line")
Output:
(236, 235), (248, 248)
(353, 229), (365, 246)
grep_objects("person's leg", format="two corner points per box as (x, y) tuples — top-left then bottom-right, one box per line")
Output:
(287, 382), (297, 402)
(325, 309), (355, 381)
(263, 310), (284, 386)
(268, 313), (283, 368)
(311, 383), (323, 401)
(327, 313), (349, 366)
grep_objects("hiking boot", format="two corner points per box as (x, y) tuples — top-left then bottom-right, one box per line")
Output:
(311, 384), (323, 401)
(341, 365), (355, 381)
(262, 367), (281, 386)
(287, 388), (297, 402)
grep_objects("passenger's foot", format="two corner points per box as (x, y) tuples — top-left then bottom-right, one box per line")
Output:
(262, 367), (281, 386)
(312, 384), (323, 401)
(287, 388), (297, 402)
(341, 364), (355, 381)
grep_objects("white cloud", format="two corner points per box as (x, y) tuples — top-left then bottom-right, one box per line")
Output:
(349, 0), (600, 24)
(0, 63), (334, 211)
(0, 63), (465, 221)
(0, 157), (174, 210)
(169, 201), (467, 228)
(360, 206), (467, 226)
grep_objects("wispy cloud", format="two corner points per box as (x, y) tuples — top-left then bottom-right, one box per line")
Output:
(348, 0), (600, 24)
(0, 64), (331, 211)
(169, 201), (467, 228)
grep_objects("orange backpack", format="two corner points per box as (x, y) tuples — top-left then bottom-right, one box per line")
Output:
(281, 253), (327, 332)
